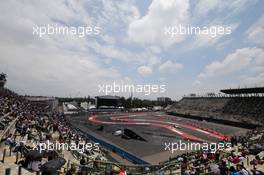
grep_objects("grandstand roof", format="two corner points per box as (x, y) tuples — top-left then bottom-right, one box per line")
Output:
(220, 87), (264, 94)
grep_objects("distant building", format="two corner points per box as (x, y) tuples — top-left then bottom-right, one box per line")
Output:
(157, 97), (172, 103)
(80, 102), (89, 110)
(81, 101), (96, 110)
(25, 96), (59, 111)
(153, 106), (163, 111)
(0, 73), (7, 88)
(189, 93), (196, 97)
(95, 95), (120, 109)
(63, 102), (79, 114)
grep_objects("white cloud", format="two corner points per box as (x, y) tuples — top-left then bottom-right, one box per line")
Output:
(196, 47), (264, 88)
(128, 0), (190, 47)
(246, 15), (264, 45)
(194, 0), (220, 16)
(193, 47), (264, 88)
(197, 73), (206, 79)
(194, 0), (257, 17)
(228, 0), (258, 14)
(99, 0), (139, 27)
(216, 39), (233, 50)
(0, 0), (138, 97)
(198, 47), (264, 78)
(191, 24), (238, 48)
(159, 60), (183, 73)
(240, 72), (264, 87)
(88, 41), (161, 66)
(0, 43), (124, 96)
(192, 80), (202, 86)
(137, 65), (153, 76)
(149, 46), (161, 54)
(0, 0), (262, 99)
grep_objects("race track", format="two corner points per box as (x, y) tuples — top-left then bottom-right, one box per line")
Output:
(88, 113), (229, 142)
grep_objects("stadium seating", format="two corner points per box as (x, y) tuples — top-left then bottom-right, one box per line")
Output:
(168, 97), (264, 125)
(223, 98), (264, 122)
(0, 88), (263, 174)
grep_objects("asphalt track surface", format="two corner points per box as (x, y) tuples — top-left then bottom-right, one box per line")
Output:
(69, 112), (248, 164)
(88, 113), (228, 142)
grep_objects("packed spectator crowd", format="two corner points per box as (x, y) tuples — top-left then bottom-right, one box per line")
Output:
(0, 87), (264, 175)
(0, 88), (109, 174)
(223, 98), (264, 123)
(161, 129), (264, 175)
(168, 97), (264, 125)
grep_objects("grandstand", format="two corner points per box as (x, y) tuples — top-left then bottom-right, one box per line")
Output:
(95, 95), (120, 109)
(0, 84), (263, 174)
(167, 87), (264, 127)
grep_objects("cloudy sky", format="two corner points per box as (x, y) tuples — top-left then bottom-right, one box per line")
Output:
(0, 0), (263, 100)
